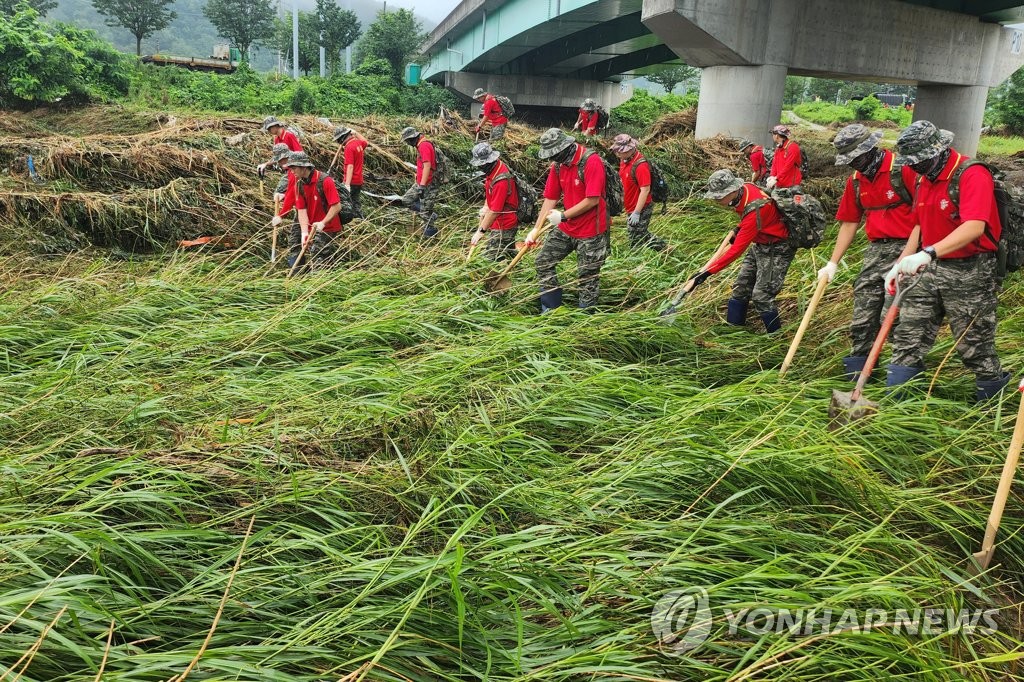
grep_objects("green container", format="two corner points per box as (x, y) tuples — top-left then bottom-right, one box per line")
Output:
(229, 47), (241, 64)
(405, 63), (421, 86)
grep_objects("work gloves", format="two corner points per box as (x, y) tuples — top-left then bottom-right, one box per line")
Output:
(271, 215), (283, 227)
(478, 206), (487, 219)
(898, 250), (933, 276)
(471, 229), (485, 246)
(884, 261), (901, 295)
(416, 184), (428, 196)
(765, 176), (778, 189)
(627, 211), (641, 227)
(689, 270), (711, 288)
(545, 210), (563, 227)
(257, 163), (267, 177)
(817, 261), (838, 282)
(524, 228), (542, 248)
(312, 221), (326, 233)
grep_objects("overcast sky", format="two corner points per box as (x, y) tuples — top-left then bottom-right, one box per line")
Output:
(386, 0), (460, 24)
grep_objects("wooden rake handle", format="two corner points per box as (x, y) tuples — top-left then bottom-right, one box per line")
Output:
(780, 276), (829, 377)
(976, 378), (1024, 569)
(287, 228), (314, 279)
(849, 274), (921, 402)
(496, 225), (550, 280)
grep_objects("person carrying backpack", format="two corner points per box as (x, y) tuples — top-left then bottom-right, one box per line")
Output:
(333, 125), (367, 218)
(682, 169), (795, 333)
(766, 125), (803, 189)
(469, 142), (521, 262)
(818, 124), (917, 382)
(284, 151), (345, 268)
(573, 99), (600, 137)
(884, 120), (1010, 401)
(739, 139), (769, 184)
(399, 126), (440, 238)
(524, 128), (608, 313)
(257, 116), (302, 177)
(472, 88), (509, 141)
(611, 133), (667, 251)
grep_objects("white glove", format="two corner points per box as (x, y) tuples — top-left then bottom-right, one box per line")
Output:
(766, 176), (778, 189)
(546, 209), (563, 226)
(312, 221), (326, 233)
(817, 261), (838, 283)
(627, 211), (641, 227)
(257, 163), (267, 175)
(524, 228), (542, 248)
(478, 206), (487, 218)
(471, 230), (484, 246)
(884, 261), (901, 295)
(271, 215), (283, 227)
(342, 183), (351, 192)
(898, 250), (933, 277)
(273, 192), (285, 204)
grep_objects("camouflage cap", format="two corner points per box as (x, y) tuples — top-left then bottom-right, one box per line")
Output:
(833, 123), (884, 166)
(472, 87), (486, 99)
(537, 127), (576, 159)
(332, 125), (352, 142)
(738, 139), (755, 151)
(895, 120), (954, 165)
(770, 124), (791, 137)
(271, 143), (292, 163)
(582, 98), (597, 111)
(400, 126), (421, 142)
(283, 151), (314, 168)
(704, 169), (744, 200)
(610, 133), (638, 154)
(262, 115), (284, 131)
(469, 141), (500, 166)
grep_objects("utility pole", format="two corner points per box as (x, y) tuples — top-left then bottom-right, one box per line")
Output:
(292, 0), (299, 79)
(318, 4), (325, 77)
(277, 0), (282, 76)
(345, 0), (351, 73)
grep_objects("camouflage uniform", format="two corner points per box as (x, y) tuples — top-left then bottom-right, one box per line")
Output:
(275, 174), (289, 195)
(484, 228), (518, 262)
(490, 124), (506, 141)
(287, 224), (305, 269)
(401, 182), (439, 223)
(849, 239), (904, 357)
(627, 204), (666, 250)
(730, 240), (797, 316)
(536, 230), (608, 309)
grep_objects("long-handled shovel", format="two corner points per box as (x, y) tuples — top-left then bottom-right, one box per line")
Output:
(270, 197), (282, 264)
(780, 276), (830, 377)
(828, 274), (920, 429)
(484, 226), (548, 293)
(971, 377), (1024, 572)
(287, 228), (313, 279)
(659, 233), (732, 320)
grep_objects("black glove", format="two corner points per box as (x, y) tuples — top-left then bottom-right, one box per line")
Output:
(728, 229), (738, 245)
(689, 271), (711, 287)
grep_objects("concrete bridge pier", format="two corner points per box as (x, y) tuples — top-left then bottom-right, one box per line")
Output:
(696, 64), (786, 146)
(913, 85), (989, 157)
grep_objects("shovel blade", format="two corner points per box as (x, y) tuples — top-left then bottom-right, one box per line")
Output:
(828, 389), (879, 430)
(484, 272), (512, 293)
(969, 548), (994, 575)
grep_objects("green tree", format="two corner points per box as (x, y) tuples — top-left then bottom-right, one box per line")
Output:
(203, 0), (275, 62)
(273, 12), (318, 75)
(993, 66), (1024, 135)
(647, 64), (698, 94)
(355, 8), (425, 81)
(315, 0), (359, 75)
(0, 0), (54, 17)
(90, 0), (175, 55)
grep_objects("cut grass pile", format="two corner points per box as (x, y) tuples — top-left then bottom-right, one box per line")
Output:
(2, 105), (1024, 680)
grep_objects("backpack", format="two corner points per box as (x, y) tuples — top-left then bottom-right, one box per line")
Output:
(494, 170), (538, 224)
(494, 95), (515, 118)
(947, 160), (1024, 277)
(571, 149), (623, 217)
(632, 157), (669, 213)
(595, 106), (610, 130)
(424, 140), (451, 183)
(798, 145), (810, 179)
(743, 187), (826, 249)
(316, 174), (359, 224)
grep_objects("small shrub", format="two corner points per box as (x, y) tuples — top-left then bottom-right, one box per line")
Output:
(852, 95), (880, 120)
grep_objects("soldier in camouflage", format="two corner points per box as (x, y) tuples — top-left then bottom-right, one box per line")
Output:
(400, 126), (440, 238)
(525, 128), (609, 312)
(469, 142), (520, 262)
(270, 143), (292, 202)
(818, 124), (917, 381)
(611, 133), (667, 251)
(884, 120), (1009, 401)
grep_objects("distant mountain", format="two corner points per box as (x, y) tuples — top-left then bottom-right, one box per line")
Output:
(48, 0), (437, 71)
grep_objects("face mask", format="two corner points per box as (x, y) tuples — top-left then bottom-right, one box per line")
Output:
(909, 149), (948, 178)
(405, 137), (419, 147)
(552, 145), (575, 165)
(728, 192), (742, 207)
(847, 149), (879, 173)
(480, 160), (498, 176)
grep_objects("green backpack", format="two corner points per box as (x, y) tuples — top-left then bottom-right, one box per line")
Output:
(742, 187), (827, 249)
(947, 159), (1024, 278)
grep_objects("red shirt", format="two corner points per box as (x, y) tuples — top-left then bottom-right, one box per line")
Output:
(835, 149), (917, 241)
(619, 152), (653, 213)
(277, 169), (298, 217)
(749, 146), (768, 178)
(485, 160), (519, 231)
(275, 130), (303, 153)
(344, 138), (367, 185)
(771, 139), (802, 188)
(295, 170), (343, 233)
(482, 95), (508, 126)
(416, 138), (437, 186)
(543, 145), (607, 239)
(914, 150), (1000, 258)
(579, 109), (598, 133)
(706, 183), (788, 274)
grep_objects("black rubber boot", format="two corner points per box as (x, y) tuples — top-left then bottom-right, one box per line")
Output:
(422, 213), (439, 238)
(842, 356), (868, 382)
(540, 289), (563, 314)
(886, 364), (923, 396)
(760, 309), (782, 334)
(726, 298), (748, 326)
(976, 372), (1011, 402)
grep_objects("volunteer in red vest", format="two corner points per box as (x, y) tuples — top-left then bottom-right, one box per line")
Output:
(818, 123), (917, 381)
(572, 99), (599, 137)
(766, 124), (802, 189)
(525, 128), (608, 313)
(469, 142), (520, 262)
(884, 120), (1009, 401)
(333, 125), (367, 218)
(257, 116), (302, 176)
(399, 126), (440, 238)
(268, 144), (300, 265)
(611, 133), (666, 251)
(472, 88), (508, 141)
(684, 169), (795, 333)
(739, 139), (769, 184)
(286, 151), (343, 268)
